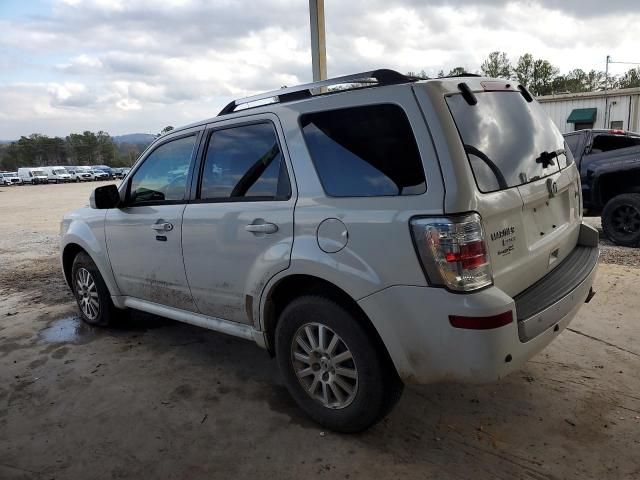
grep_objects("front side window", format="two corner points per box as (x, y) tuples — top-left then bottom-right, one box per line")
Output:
(300, 104), (426, 197)
(129, 135), (197, 204)
(199, 123), (290, 201)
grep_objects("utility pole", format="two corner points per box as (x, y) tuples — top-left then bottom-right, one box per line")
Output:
(604, 55), (611, 128)
(309, 0), (327, 82)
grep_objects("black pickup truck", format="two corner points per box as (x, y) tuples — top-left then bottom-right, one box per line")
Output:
(564, 129), (640, 246)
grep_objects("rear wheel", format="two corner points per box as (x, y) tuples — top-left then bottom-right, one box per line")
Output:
(71, 252), (116, 326)
(602, 193), (640, 247)
(275, 295), (403, 433)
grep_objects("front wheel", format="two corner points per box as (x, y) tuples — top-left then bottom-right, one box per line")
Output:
(602, 193), (640, 247)
(71, 252), (117, 326)
(275, 295), (403, 433)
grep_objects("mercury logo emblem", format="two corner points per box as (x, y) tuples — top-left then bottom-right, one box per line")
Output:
(546, 178), (558, 197)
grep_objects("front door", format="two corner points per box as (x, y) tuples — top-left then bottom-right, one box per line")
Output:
(182, 117), (295, 324)
(105, 131), (201, 311)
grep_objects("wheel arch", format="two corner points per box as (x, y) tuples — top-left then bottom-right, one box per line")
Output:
(61, 234), (121, 299)
(62, 243), (86, 288)
(594, 168), (640, 207)
(261, 274), (396, 373)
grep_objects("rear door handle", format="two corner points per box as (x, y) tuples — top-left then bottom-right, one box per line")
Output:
(151, 222), (173, 232)
(245, 222), (278, 234)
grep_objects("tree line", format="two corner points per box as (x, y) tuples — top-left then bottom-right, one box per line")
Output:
(0, 128), (172, 172)
(408, 51), (640, 96)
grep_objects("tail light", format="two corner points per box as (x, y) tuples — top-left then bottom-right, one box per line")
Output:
(410, 213), (493, 292)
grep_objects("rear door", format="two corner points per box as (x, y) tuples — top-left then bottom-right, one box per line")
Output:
(105, 130), (201, 311)
(181, 115), (295, 325)
(445, 89), (581, 296)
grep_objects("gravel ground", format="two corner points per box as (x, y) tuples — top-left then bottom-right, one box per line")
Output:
(1, 182), (639, 480)
(583, 216), (640, 268)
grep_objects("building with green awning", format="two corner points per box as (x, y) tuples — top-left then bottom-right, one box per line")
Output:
(537, 87), (640, 134)
(567, 108), (597, 124)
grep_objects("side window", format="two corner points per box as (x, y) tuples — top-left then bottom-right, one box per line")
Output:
(129, 135), (197, 204)
(591, 134), (640, 154)
(199, 123), (290, 201)
(300, 104), (426, 197)
(564, 135), (581, 157)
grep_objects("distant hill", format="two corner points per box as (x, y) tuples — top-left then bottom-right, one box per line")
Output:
(112, 133), (156, 145)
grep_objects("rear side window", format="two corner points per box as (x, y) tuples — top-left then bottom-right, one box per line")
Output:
(300, 104), (426, 197)
(199, 123), (290, 201)
(591, 134), (640, 153)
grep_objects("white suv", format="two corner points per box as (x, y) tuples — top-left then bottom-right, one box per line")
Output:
(60, 70), (598, 432)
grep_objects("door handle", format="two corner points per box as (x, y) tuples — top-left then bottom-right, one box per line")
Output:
(245, 222), (278, 234)
(151, 222), (173, 232)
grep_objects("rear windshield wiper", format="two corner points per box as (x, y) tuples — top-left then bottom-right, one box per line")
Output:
(464, 144), (508, 190)
(536, 148), (565, 169)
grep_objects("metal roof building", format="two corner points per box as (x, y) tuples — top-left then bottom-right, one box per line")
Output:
(537, 87), (640, 134)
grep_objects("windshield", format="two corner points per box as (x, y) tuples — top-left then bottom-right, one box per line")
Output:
(53, 168), (68, 174)
(33, 170), (45, 176)
(446, 91), (572, 193)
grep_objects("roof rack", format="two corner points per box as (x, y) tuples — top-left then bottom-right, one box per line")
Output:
(218, 69), (416, 116)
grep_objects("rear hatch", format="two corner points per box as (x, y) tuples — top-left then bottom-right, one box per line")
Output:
(445, 86), (581, 296)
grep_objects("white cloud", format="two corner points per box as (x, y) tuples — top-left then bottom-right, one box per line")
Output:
(1, 0), (639, 138)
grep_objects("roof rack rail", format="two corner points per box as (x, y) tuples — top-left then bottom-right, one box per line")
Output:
(440, 73), (481, 78)
(218, 69), (415, 116)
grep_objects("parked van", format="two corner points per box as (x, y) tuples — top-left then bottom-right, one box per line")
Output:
(1, 172), (22, 185)
(60, 70), (599, 432)
(18, 167), (48, 185)
(42, 166), (72, 183)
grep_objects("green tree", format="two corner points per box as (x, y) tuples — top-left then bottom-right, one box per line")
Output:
(531, 59), (559, 96)
(447, 67), (470, 76)
(158, 125), (175, 137)
(67, 131), (99, 165)
(513, 53), (535, 88)
(481, 51), (511, 78)
(618, 67), (640, 89)
(406, 70), (429, 79)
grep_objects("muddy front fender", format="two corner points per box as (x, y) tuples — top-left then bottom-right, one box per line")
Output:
(60, 208), (122, 303)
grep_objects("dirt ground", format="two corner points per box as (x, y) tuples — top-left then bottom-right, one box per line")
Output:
(1, 182), (639, 480)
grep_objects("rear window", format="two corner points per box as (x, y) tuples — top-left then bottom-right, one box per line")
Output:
(591, 134), (640, 153)
(300, 104), (426, 197)
(446, 91), (570, 193)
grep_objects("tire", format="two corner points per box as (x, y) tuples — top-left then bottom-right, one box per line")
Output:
(275, 295), (403, 433)
(71, 252), (116, 326)
(602, 193), (640, 247)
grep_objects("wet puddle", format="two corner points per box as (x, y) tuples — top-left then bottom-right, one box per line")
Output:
(39, 316), (99, 344)
(38, 311), (174, 345)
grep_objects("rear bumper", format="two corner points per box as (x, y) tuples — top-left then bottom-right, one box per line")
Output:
(358, 223), (599, 384)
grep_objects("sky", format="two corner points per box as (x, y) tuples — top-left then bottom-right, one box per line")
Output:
(1, 0), (640, 139)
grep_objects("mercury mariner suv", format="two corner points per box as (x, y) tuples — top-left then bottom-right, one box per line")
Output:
(60, 69), (599, 432)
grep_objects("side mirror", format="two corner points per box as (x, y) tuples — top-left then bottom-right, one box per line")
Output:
(90, 184), (120, 209)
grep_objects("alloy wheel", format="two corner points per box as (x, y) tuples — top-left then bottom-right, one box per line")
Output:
(291, 322), (359, 409)
(75, 268), (100, 320)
